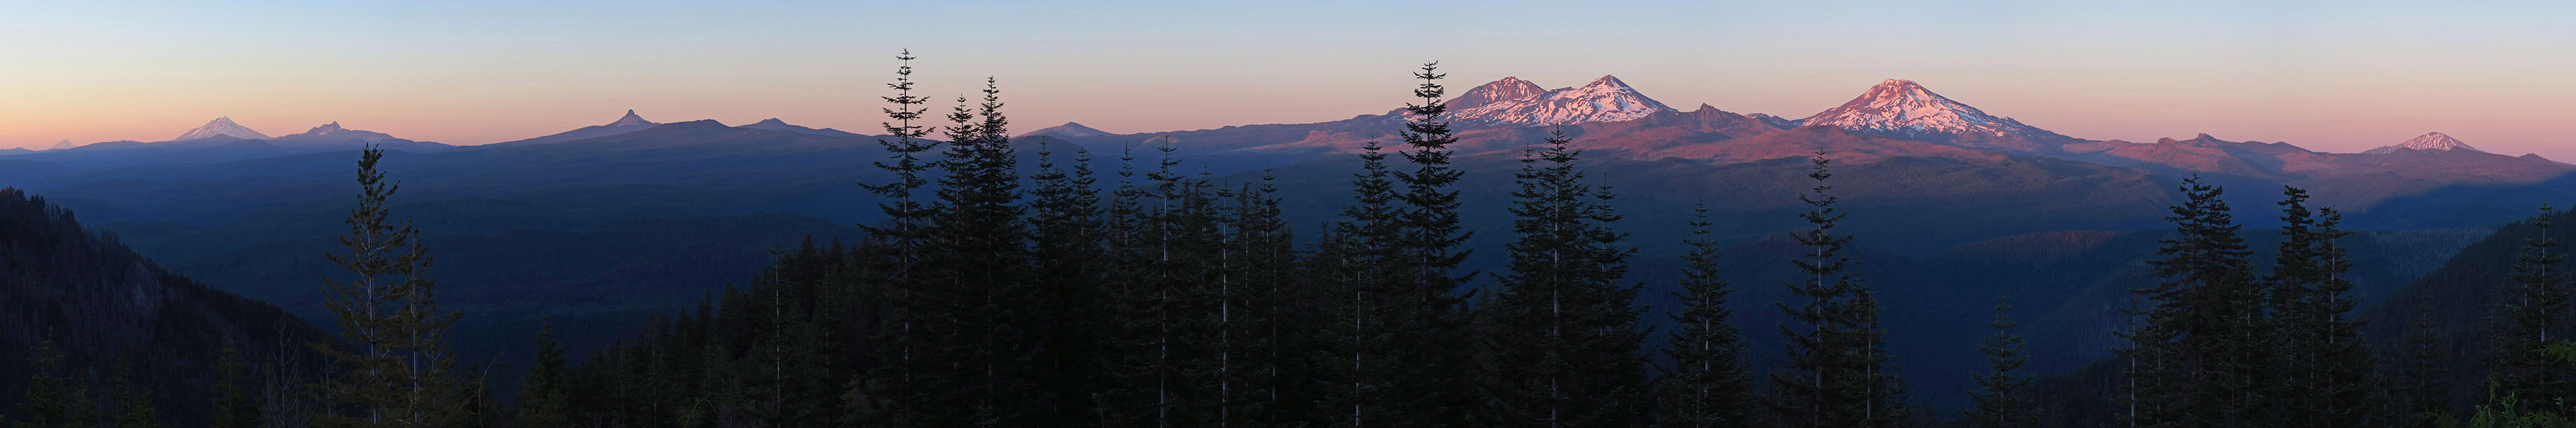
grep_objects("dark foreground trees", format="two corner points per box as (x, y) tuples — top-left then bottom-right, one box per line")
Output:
(315, 146), (471, 427)
(35, 53), (2566, 428)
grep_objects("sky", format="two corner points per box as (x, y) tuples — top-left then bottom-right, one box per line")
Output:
(4, 1), (2575, 158)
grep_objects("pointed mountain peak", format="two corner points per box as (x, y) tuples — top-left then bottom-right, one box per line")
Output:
(1585, 74), (1631, 88)
(608, 109), (654, 127)
(51, 139), (75, 150)
(308, 122), (346, 133)
(1852, 79), (1947, 103)
(2364, 131), (2480, 154)
(1796, 78), (2070, 148)
(1020, 121), (1114, 138)
(1449, 76), (1551, 111)
(173, 116), (272, 141)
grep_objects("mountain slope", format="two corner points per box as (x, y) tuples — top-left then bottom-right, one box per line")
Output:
(2363, 131), (2481, 154)
(739, 118), (864, 137)
(500, 110), (662, 145)
(1019, 121), (1116, 138)
(0, 188), (334, 426)
(172, 117), (271, 141)
(1796, 79), (2076, 151)
(1447, 75), (1676, 126)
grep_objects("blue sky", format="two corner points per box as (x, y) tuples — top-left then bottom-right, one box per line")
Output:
(5, 1), (2574, 158)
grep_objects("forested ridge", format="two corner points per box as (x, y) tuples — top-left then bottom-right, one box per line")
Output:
(11, 54), (2576, 427)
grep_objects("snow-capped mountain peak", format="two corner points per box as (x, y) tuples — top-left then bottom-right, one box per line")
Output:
(2363, 132), (2481, 154)
(1446, 75), (1675, 126)
(1797, 79), (2066, 143)
(173, 116), (272, 141)
(608, 110), (655, 127)
(1447, 76), (1548, 111)
(51, 139), (76, 150)
(308, 122), (346, 133)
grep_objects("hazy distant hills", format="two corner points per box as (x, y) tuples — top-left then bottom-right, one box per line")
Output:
(498, 110), (664, 145)
(740, 118), (867, 137)
(4, 117), (454, 171)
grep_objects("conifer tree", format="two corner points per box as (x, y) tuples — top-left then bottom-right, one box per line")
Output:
(1385, 61), (1477, 426)
(915, 78), (1036, 426)
(1027, 139), (1107, 425)
(1766, 152), (1903, 427)
(1966, 295), (2034, 428)
(18, 339), (76, 427)
(1212, 173), (1294, 427)
(858, 49), (940, 427)
(2113, 292), (2175, 428)
(2121, 175), (2264, 427)
(2491, 204), (2571, 406)
(214, 344), (261, 428)
(1479, 128), (1648, 427)
(1847, 270), (1908, 426)
(317, 146), (466, 428)
(1095, 146), (1165, 427)
(1322, 138), (1403, 428)
(516, 321), (570, 428)
(1656, 204), (1753, 428)
(2398, 290), (2451, 427)
(1771, 153), (1851, 427)
(109, 364), (156, 428)
(2272, 186), (2375, 427)
(1158, 162), (1234, 427)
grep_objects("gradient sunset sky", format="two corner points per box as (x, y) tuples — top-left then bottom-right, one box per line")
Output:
(6, 1), (2573, 158)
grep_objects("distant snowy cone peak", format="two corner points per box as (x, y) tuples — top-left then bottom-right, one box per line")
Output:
(1796, 79), (2058, 140)
(1445, 75), (1676, 126)
(173, 116), (272, 141)
(2363, 132), (2481, 154)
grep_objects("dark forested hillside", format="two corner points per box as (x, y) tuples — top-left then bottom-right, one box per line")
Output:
(0, 188), (334, 426)
(2361, 205), (2576, 412)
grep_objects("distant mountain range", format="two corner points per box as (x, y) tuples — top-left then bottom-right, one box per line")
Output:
(740, 118), (865, 137)
(7, 117), (455, 170)
(4, 74), (2572, 410)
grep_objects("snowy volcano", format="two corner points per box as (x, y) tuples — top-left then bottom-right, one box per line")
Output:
(1446, 75), (1676, 126)
(173, 117), (271, 141)
(1796, 79), (2071, 147)
(2363, 132), (2481, 154)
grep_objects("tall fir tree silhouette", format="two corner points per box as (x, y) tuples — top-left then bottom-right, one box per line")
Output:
(316, 145), (467, 427)
(1656, 204), (1754, 428)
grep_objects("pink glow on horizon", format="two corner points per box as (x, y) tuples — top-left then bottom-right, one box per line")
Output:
(6, 1), (2575, 159)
